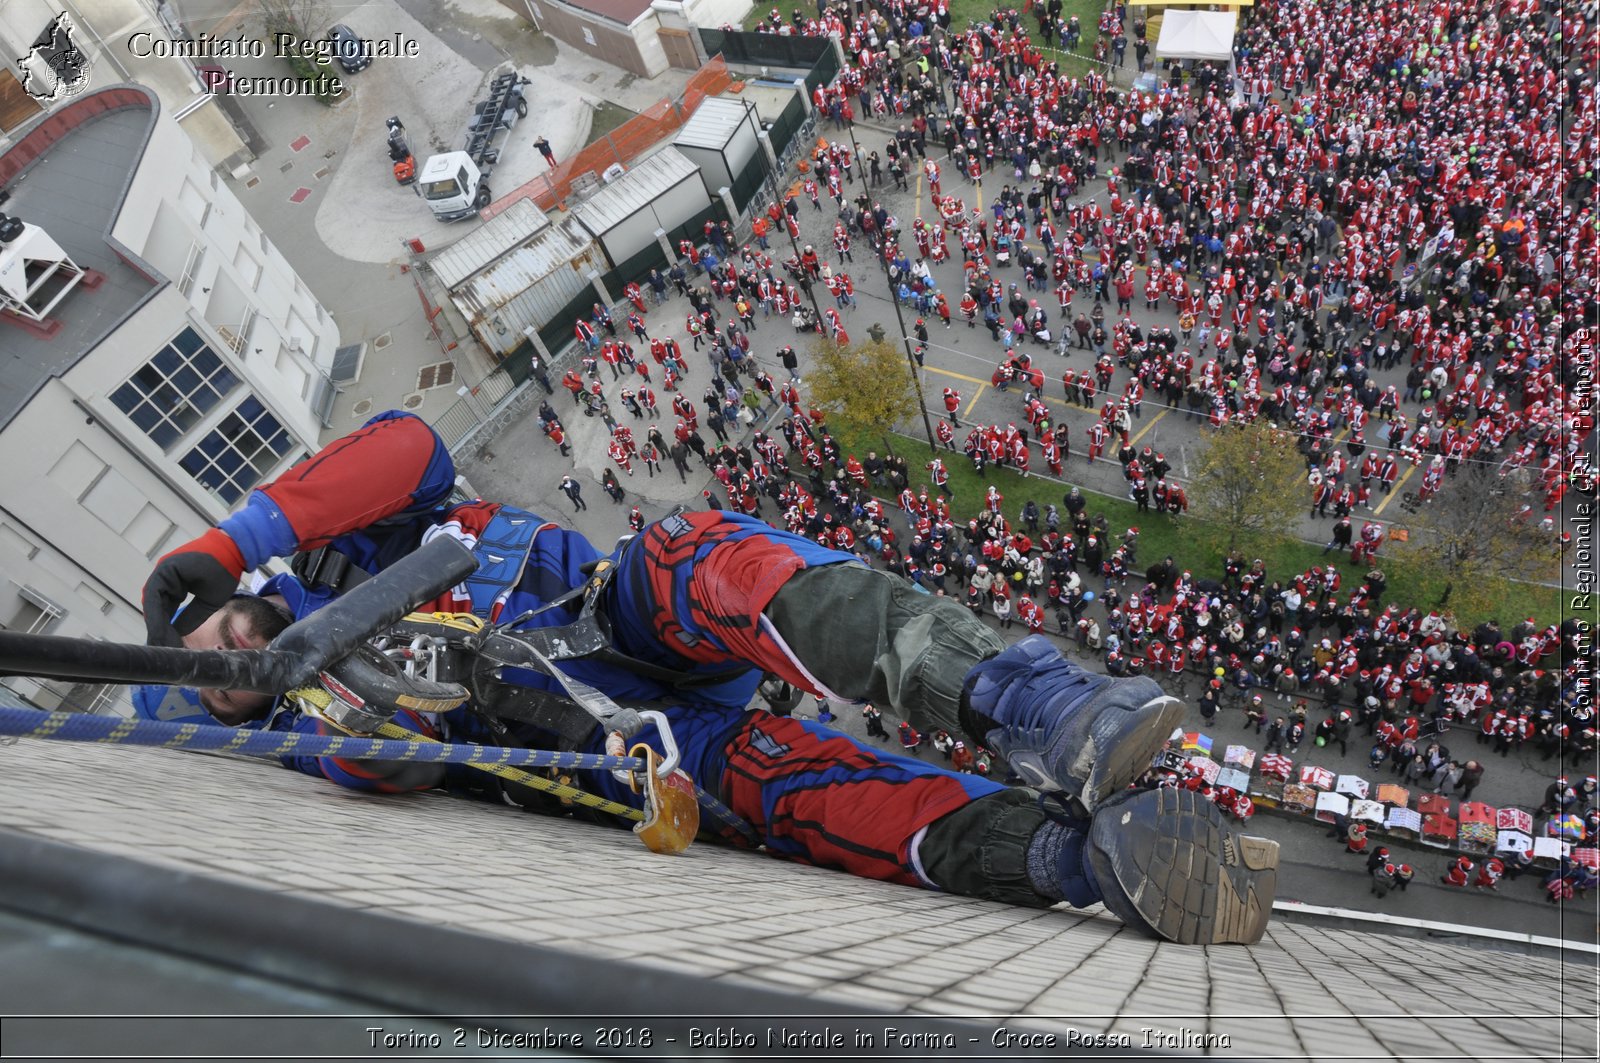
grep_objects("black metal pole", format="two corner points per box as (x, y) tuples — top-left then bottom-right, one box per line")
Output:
(841, 118), (938, 453)
(0, 537), (479, 695)
(745, 98), (826, 335)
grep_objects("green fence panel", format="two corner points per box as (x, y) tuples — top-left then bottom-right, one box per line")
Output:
(767, 92), (806, 158)
(697, 30), (832, 72)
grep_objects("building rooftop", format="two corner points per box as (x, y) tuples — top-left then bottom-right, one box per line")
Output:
(1, 734), (1593, 1058)
(673, 95), (754, 151)
(558, 0), (656, 26)
(429, 197), (553, 290)
(0, 92), (160, 430)
(572, 146), (700, 238)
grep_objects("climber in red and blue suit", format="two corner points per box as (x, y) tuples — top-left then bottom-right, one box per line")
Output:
(140, 411), (1278, 945)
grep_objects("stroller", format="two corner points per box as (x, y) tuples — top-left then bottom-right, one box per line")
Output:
(995, 233), (1013, 266)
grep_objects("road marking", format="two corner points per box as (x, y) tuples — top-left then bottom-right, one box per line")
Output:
(924, 364), (990, 387)
(962, 384), (986, 419)
(925, 363), (1081, 414)
(1371, 464), (1417, 516)
(1128, 408), (1169, 447)
(915, 174), (923, 222)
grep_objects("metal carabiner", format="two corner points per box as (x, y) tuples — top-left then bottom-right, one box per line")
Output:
(608, 709), (681, 785)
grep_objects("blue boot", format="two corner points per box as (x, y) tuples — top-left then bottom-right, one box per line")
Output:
(962, 635), (1185, 814)
(1029, 787), (1280, 945)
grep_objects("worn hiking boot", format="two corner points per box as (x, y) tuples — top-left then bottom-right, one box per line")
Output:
(961, 636), (1186, 814)
(1086, 786), (1279, 945)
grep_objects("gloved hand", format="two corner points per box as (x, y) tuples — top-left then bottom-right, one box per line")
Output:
(142, 528), (247, 646)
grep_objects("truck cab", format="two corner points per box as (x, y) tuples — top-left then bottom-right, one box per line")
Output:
(417, 72), (527, 224)
(418, 152), (486, 222)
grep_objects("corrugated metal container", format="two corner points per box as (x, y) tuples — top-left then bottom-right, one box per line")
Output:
(448, 219), (606, 358)
(673, 96), (749, 149)
(573, 147), (710, 265)
(430, 198), (553, 290)
(671, 97), (760, 205)
(574, 148), (700, 236)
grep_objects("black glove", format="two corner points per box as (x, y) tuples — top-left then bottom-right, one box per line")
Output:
(142, 528), (246, 646)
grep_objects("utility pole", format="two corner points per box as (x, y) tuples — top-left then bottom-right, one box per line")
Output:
(841, 118), (937, 452)
(743, 98), (827, 337)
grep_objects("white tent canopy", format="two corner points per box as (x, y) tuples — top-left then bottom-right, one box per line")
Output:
(1155, 9), (1238, 61)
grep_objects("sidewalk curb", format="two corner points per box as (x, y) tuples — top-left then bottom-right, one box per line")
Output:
(1268, 898), (1600, 960)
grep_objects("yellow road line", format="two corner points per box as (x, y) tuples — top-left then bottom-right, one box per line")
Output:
(962, 384), (987, 419)
(924, 364), (991, 388)
(1128, 408), (1170, 447)
(915, 174), (923, 222)
(926, 364), (1085, 415)
(1371, 464), (1417, 516)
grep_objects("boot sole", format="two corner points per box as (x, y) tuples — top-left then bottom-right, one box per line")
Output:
(1006, 694), (1187, 812)
(1091, 787), (1280, 945)
(1074, 694), (1188, 812)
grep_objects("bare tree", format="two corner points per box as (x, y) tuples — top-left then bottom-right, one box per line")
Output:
(253, 0), (329, 40)
(1389, 464), (1562, 618)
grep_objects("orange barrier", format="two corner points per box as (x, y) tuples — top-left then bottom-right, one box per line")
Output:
(483, 57), (735, 219)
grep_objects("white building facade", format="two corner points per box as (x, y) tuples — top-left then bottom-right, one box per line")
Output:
(0, 84), (338, 711)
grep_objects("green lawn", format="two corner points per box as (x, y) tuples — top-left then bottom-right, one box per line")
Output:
(948, 0), (1109, 80)
(742, 1), (1112, 81)
(816, 425), (1565, 630)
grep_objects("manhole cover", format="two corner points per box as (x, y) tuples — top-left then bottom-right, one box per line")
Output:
(418, 361), (456, 390)
(402, 392), (424, 410)
(314, 166), (331, 180)
(373, 332), (393, 350)
(352, 398), (373, 417)
(245, 176), (260, 189)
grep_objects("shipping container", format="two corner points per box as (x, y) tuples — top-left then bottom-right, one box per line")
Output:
(445, 217), (607, 359)
(572, 147), (710, 266)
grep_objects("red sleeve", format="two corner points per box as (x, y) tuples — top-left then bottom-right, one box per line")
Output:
(219, 413), (457, 569)
(262, 413), (455, 551)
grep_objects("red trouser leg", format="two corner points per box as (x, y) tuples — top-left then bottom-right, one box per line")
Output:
(719, 713), (1005, 885)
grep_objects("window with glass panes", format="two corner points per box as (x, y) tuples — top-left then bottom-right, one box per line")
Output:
(178, 396), (293, 505)
(110, 328), (240, 450)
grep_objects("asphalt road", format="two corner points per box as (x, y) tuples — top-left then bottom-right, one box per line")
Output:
(771, 111), (1587, 568)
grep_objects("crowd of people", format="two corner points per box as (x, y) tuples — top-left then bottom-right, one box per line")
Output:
(751, 0), (1593, 534)
(521, 0), (1594, 907)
